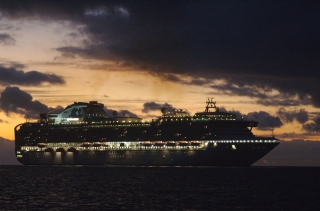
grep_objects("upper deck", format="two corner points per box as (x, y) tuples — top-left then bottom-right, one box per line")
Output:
(28, 99), (258, 130)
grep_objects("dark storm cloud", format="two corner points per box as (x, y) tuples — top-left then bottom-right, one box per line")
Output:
(211, 76), (317, 107)
(0, 33), (15, 46)
(0, 66), (65, 86)
(276, 107), (308, 124)
(245, 111), (283, 129)
(256, 99), (308, 107)
(142, 102), (176, 113)
(210, 83), (270, 99)
(153, 73), (212, 86)
(303, 115), (320, 133)
(104, 106), (138, 118)
(1, 1), (320, 106)
(215, 107), (282, 130)
(0, 86), (59, 118)
(230, 77), (320, 107)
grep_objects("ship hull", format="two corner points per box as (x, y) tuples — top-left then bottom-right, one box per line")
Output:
(14, 99), (280, 167)
(15, 142), (278, 166)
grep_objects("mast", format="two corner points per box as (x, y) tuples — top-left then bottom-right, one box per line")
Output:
(205, 98), (218, 112)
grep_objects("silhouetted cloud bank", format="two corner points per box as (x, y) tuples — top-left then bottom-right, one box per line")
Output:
(0, 87), (62, 118)
(104, 107), (138, 118)
(142, 102), (176, 113)
(0, 1), (319, 107)
(0, 33), (15, 46)
(303, 116), (320, 133)
(0, 66), (65, 86)
(220, 107), (282, 130)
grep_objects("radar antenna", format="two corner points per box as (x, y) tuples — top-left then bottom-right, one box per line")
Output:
(205, 97), (218, 112)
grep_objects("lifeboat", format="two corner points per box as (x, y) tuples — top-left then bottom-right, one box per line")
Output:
(37, 143), (47, 148)
(166, 141), (177, 146)
(179, 141), (190, 146)
(143, 141), (153, 147)
(191, 141), (201, 146)
(93, 142), (102, 147)
(154, 141), (165, 147)
(82, 142), (92, 147)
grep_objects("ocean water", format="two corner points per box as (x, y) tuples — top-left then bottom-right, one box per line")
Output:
(0, 166), (319, 210)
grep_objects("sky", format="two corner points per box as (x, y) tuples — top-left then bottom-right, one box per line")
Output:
(0, 0), (320, 141)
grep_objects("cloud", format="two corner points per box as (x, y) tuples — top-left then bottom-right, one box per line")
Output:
(210, 83), (270, 99)
(0, 65), (65, 86)
(1, 1), (320, 106)
(142, 102), (176, 113)
(256, 98), (311, 107)
(0, 86), (60, 118)
(0, 33), (16, 46)
(276, 107), (309, 124)
(53, 53), (76, 61)
(2, 61), (26, 69)
(246, 111), (283, 129)
(118, 110), (138, 118)
(219, 107), (282, 130)
(218, 107), (243, 119)
(303, 115), (320, 133)
(0, 119), (9, 123)
(104, 107), (138, 118)
(279, 132), (296, 139)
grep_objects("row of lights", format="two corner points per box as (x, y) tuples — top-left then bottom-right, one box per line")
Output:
(218, 140), (277, 143)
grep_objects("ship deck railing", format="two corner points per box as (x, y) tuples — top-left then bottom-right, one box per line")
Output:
(19, 139), (279, 152)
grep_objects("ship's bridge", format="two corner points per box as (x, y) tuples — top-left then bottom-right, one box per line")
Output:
(194, 112), (236, 121)
(163, 109), (191, 118)
(192, 98), (237, 121)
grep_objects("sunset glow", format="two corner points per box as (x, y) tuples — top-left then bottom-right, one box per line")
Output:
(1, 1), (320, 141)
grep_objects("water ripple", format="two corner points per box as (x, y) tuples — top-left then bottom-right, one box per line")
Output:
(0, 166), (319, 210)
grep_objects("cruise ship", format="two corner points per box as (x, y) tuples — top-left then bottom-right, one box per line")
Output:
(14, 99), (279, 166)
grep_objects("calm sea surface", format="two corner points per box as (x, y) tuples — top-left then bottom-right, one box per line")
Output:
(0, 166), (319, 210)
